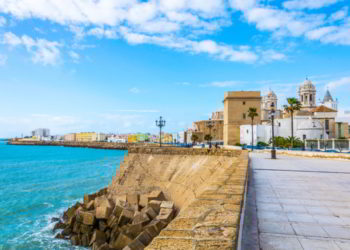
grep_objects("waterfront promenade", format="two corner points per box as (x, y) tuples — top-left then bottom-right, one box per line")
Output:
(243, 153), (350, 249)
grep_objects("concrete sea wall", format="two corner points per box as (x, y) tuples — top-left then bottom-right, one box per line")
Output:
(110, 147), (249, 249)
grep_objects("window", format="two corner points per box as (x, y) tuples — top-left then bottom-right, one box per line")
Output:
(246, 129), (249, 134)
(278, 122), (281, 127)
(303, 135), (306, 140)
(325, 119), (329, 130)
(243, 101), (246, 105)
(310, 95), (312, 101)
(243, 113), (246, 119)
(301, 95), (303, 102)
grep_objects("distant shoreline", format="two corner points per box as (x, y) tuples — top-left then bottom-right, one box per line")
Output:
(7, 140), (131, 151)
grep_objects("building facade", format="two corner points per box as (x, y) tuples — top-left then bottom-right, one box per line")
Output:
(224, 91), (261, 145)
(64, 133), (76, 142)
(76, 132), (97, 142)
(193, 119), (224, 142)
(32, 128), (50, 138)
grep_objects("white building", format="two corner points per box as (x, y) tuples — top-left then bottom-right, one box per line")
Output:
(32, 128), (50, 138)
(240, 115), (325, 145)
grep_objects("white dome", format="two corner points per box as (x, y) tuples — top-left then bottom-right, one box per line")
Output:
(300, 79), (316, 90)
(267, 90), (277, 98)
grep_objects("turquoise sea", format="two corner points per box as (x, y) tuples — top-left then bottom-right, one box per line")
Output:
(0, 140), (126, 249)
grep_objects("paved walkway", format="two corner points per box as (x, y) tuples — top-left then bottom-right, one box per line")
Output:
(244, 152), (350, 250)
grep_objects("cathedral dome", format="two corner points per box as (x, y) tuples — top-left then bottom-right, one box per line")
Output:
(267, 90), (277, 98)
(300, 79), (316, 91)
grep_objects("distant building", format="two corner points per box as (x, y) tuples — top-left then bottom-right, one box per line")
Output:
(193, 119), (224, 143)
(64, 133), (76, 142)
(321, 89), (338, 111)
(261, 90), (282, 123)
(96, 133), (107, 142)
(211, 109), (224, 120)
(75, 132), (106, 142)
(32, 128), (50, 138)
(224, 91), (261, 145)
(178, 131), (187, 144)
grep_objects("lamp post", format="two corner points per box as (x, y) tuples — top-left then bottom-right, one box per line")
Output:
(206, 118), (214, 148)
(156, 116), (166, 147)
(270, 103), (276, 159)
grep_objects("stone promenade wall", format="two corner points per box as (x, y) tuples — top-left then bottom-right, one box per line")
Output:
(110, 148), (249, 249)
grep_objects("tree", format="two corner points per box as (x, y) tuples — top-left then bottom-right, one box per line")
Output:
(191, 134), (199, 146)
(247, 107), (259, 151)
(204, 134), (212, 142)
(283, 98), (302, 148)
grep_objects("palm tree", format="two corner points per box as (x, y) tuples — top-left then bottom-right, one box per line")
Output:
(191, 134), (199, 146)
(247, 107), (259, 151)
(283, 98), (302, 148)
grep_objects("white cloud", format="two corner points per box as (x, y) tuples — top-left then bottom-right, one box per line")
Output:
(0, 54), (7, 65)
(326, 76), (350, 90)
(283, 0), (339, 10)
(1, 0), (348, 64)
(87, 27), (118, 39)
(229, 0), (256, 11)
(129, 87), (140, 94)
(243, 7), (325, 37)
(0, 15), (6, 26)
(3, 32), (62, 65)
(69, 51), (80, 62)
(330, 7), (348, 21)
(203, 80), (242, 87)
(260, 49), (286, 62)
(306, 26), (350, 45)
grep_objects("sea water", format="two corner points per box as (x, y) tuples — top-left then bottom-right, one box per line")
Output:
(0, 140), (126, 249)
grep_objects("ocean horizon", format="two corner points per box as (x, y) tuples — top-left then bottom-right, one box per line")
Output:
(0, 141), (126, 249)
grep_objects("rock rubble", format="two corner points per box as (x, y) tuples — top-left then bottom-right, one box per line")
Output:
(53, 188), (176, 250)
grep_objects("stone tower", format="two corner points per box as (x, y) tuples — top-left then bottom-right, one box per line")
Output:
(298, 78), (316, 110)
(261, 90), (278, 121)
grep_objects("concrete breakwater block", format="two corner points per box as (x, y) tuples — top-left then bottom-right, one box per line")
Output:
(53, 188), (176, 250)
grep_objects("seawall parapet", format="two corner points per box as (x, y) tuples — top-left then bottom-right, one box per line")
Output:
(110, 147), (249, 249)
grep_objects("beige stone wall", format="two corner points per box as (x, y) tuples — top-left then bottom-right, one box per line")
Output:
(345, 123), (349, 138)
(224, 91), (261, 145)
(193, 120), (224, 142)
(109, 148), (249, 250)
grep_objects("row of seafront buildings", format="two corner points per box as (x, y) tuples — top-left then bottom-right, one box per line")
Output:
(182, 79), (350, 150)
(23, 131), (176, 144)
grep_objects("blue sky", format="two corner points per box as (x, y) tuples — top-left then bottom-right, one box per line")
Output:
(0, 0), (350, 137)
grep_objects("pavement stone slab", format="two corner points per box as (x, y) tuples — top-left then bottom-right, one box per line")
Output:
(243, 153), (350, 250)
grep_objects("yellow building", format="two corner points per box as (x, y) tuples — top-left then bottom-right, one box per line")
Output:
(128, 134), (137, 143)
(163, 133), (173, 143)
(76, 132), (97, 142)
(224, 91), (261, 145)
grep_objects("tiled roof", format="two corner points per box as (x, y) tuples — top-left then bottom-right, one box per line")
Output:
(312, 105), (337, 113)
